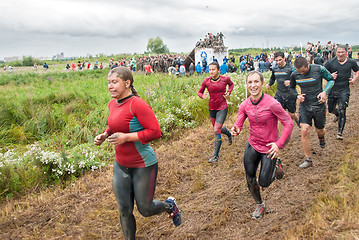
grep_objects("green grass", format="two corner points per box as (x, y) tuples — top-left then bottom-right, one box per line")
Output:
(0, 69), (273, 199)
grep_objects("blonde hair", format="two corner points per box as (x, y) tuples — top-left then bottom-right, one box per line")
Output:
(246, 71), (264, 83)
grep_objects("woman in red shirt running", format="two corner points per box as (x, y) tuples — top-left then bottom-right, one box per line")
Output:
(231, 71), (293, 219)
(94, 66), (181, 239)
(198, 62), (234, 163)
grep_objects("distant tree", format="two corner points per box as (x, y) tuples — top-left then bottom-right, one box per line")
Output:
(12, 60), (23, 67)
(22, 56), (35, 66)
(147, 36), (169, 54)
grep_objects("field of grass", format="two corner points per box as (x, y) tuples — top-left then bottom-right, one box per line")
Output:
(0, 69), (275, 199)
(1, 64), (359, 239)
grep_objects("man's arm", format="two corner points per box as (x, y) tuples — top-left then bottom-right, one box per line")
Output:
(288, 72), (299, 98)
(349, 61), (359, 84)
(320, 66), (334, 94)
(266, 70), (276, 90)
(349, 71), (359, 84)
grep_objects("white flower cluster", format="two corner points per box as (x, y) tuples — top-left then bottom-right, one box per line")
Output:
(0, 142), (107, 179)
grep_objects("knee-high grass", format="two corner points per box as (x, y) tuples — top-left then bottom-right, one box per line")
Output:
(0, 69), (272, 199)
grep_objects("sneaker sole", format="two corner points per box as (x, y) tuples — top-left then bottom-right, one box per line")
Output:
(299, 163), (313, 168)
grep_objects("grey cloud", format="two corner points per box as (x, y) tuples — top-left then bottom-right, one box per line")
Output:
(1, 0), (359, 59)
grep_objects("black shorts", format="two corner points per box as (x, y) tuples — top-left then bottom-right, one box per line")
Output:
(209, 108), (228, 124)
(328, 89), (350, 112)
(274, 93), (297, 113)
(299, 104), (326, 129)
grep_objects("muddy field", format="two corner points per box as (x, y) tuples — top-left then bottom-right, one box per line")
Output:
(1, 84), (359, 239)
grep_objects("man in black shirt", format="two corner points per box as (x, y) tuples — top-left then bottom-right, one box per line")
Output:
(266, 51), (299, 127)
(324, 45), (359, 140)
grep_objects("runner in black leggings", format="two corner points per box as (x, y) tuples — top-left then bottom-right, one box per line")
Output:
(231, 71), (293, 219)
(94, 67), (181, 240)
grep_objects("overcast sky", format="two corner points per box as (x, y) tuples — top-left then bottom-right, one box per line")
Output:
(1, 0), (359, 60)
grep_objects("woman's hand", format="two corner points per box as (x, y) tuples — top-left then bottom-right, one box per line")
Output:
(203, 92), (209, 99)
(230, 125), (240, 136)
(223, 92), (230, 99)
(107, 132), (128, 145)
(94, 132), (108, 146)
(266, 142), (279, 160)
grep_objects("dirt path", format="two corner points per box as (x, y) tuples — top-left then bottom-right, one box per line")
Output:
(1, 84), (359, 240)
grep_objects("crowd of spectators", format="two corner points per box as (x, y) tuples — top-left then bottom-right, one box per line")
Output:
(58, 41), (354, 77)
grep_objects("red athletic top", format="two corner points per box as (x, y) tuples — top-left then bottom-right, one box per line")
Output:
(198, 75), (234, 110)
(105, 96), (161, 168)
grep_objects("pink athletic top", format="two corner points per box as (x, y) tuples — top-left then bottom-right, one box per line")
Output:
(233, 94), (293, 153)
(198, 75), (234, 110)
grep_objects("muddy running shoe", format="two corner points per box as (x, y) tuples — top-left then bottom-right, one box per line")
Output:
(208, 155), (219, 163)
(165, 197), (181, 227)
(275, 159), (285, 180)
(319, 137), (326, 148)
(299, 158), (313, 168)
(336, 133), (343, 140)
(333, 115), (339, 122)
(252, 203), (266, 219)
(228, 134), (233, 146)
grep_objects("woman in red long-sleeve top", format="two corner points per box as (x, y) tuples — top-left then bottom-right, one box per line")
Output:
(231, 71), (293, 220)
(198, 62), (234, 163)
(94, 66), (181, 239)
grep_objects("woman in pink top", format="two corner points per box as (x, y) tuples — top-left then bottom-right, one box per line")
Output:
(198, 62), (234, 163)
(231, 71), (293, 219)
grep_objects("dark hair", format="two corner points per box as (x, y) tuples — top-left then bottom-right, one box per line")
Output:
(336, 45), (347, 52)
(246, 70), (264, 83)
(208, 61), (220, 70)
(294, 56), (308, 69)
(109, 66), (139, 97)
(274, 51), (285, 59)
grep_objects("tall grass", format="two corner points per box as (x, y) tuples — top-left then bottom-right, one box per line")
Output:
(0, 69), (272, 199)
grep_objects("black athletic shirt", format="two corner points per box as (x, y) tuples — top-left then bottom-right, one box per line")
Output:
(324, 57), (359, 93)
(290, 64), (334, 107)
(269, 63), (296, 97)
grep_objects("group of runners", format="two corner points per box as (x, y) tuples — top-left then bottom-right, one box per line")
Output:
(94, 44), (358, 239)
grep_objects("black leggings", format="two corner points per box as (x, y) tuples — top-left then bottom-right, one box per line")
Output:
(243, 142), (277, 203)
(328, 90), (350, 134)
(112, 161), (170, 240)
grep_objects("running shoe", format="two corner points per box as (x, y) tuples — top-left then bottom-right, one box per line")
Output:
(208, 155), (219, 163)
(333, 115), (339, 122)
(164, 197), (182, 227)
(336, 133), (343, 140)
(252, 203), (266, 219)
(228, 134), (233, 146)
(319, 137), (326, 148)
(275, 158), (285, 180)
(299, 158), (313, 168)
